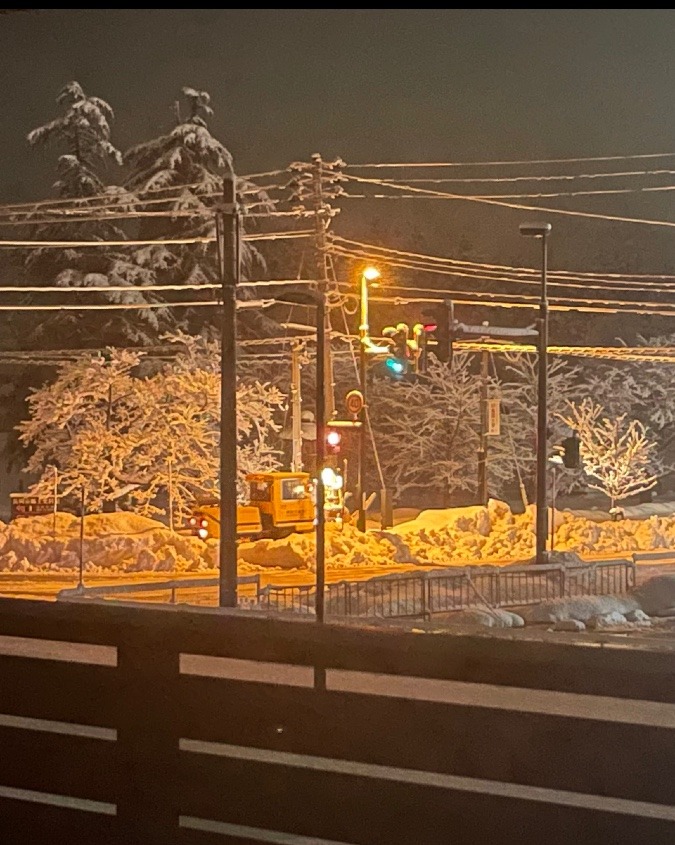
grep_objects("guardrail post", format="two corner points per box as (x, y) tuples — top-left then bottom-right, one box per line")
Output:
(421, 572), (428, 620)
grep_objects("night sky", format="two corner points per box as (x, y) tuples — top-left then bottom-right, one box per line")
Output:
(0, 8), (674, 275)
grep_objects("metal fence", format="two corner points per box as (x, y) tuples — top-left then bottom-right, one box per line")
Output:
(258, 559), (636, 621)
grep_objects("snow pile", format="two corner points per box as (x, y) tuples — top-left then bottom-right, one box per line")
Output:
(0, 512), (215, 574)
(519, 595), (640, 624)
(390, 499), (675, 565)
(4, 499), (675, 575)
(238, 523), (416, 571)
(387, 499), (537, 564)
(631, 575), (675, 617)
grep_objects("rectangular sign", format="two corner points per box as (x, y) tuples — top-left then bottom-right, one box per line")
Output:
(487, 398), (501, 436)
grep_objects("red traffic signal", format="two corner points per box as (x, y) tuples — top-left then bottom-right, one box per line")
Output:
(326, 427), (342, 454)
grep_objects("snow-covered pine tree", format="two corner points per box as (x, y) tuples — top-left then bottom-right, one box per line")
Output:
(123, 86), (277, 339)
(20, 81), (174, 348)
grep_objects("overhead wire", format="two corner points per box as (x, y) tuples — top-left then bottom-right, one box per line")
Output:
(345, 151), (675, 169)
(0, 230), (313, 248)
(341, 172), (675, 229)
(373, 168), (675, 185)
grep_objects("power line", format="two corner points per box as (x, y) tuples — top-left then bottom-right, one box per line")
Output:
(0, 279), (317, 294)
(372, 168), (675, 185)
(330, 235), (675, 282)
(342, 173), (675, 229)
(345, 151), (675, 169)
(0, 230), (313, 248)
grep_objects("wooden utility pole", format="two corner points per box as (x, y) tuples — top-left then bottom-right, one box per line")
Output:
(310, 153), (335, 421)
(218, 165), (240, 609)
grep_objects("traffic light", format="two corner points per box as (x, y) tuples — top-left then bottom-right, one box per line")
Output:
(413, 319), (438, 375)
(421, 300), (454, 366)
(382, 322), (412, 378)
(561, 433), (580, 469)
(326, 426), (342, 455)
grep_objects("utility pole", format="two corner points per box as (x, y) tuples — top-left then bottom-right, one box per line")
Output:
(477, 350), (489, 505)
(218, 165), (240, 608)
(310, 153), (336, 421)
(290, 343), (304, 472)
(288, 154), (345, 420)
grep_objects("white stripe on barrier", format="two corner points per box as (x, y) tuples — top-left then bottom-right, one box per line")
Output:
(180, 654), (314, 687)
(326, 669), (675, 729)
(180, 739), (675, 822)
(0, 635), (116, 666)
(0, 713), (116, 740)
(0, 784), (116, 815)
(180, 815), (353, 844)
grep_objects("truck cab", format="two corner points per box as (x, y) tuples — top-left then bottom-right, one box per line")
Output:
(187, 471), (315, 541)
(247, 471), (315, 537)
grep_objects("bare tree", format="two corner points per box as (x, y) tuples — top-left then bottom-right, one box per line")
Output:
(560, 398), (660, 510)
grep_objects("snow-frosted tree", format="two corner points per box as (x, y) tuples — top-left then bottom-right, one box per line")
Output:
(560, 398), (660, 510)
(18, 338), (285, 518)
(488, 353), (584, 501)
(367, 355), (480, 505)
(123, 86), (276, 339)
(583, 335), (675, 461)
(19, 81), (174, 347)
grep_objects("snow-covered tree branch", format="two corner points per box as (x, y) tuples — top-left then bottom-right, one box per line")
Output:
(18, 339), (285, 518)
(560, 398), (661, 509)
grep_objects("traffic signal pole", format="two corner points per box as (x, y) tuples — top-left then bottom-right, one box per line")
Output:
(477, 349), (489, 505)
(535, 231), (550, 566)
(218, 166), (240, 608)
(357, 270), (370, 532)
(315, 292), (326, 624)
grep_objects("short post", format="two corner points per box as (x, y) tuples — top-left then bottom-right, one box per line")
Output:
(52, 466), (58, 539)
(168, 457), (174, 532)
(78, 486), (85, 591)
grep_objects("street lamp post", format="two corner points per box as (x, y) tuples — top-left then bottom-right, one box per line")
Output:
(519, 221), (551, 566)
(357, 266), (380, 532)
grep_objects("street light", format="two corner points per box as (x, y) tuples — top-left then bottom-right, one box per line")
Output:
(357, 266), (380, 532)
(519, 221), (552, 566)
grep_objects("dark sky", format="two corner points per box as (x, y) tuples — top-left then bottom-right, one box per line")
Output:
(1, 8), (674, 200)
(0, 8), (674, 281)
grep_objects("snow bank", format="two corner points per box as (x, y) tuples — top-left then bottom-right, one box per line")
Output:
(238, 524), (416, 571)
(5, 498), (675, 575)
(519, 595), (640, 624)
(631, 575), (675, 617)
(0, 512), (215, 574)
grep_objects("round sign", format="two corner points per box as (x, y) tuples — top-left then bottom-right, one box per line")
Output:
(345, 389), (364, 416)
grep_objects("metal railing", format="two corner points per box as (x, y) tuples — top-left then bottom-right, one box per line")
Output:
(57, 558), (637, 621)
(58, 573), (261, 604)
(257, 559), (636, 621)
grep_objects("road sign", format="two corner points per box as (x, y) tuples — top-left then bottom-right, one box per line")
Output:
(487, 398), (501, 436)
(345, 389), (364, 417)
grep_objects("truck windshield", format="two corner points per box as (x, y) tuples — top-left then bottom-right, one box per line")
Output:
(281, 479), (307, 501)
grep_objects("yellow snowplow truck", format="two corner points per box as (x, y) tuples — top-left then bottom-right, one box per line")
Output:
(188, 471), (316, 541)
